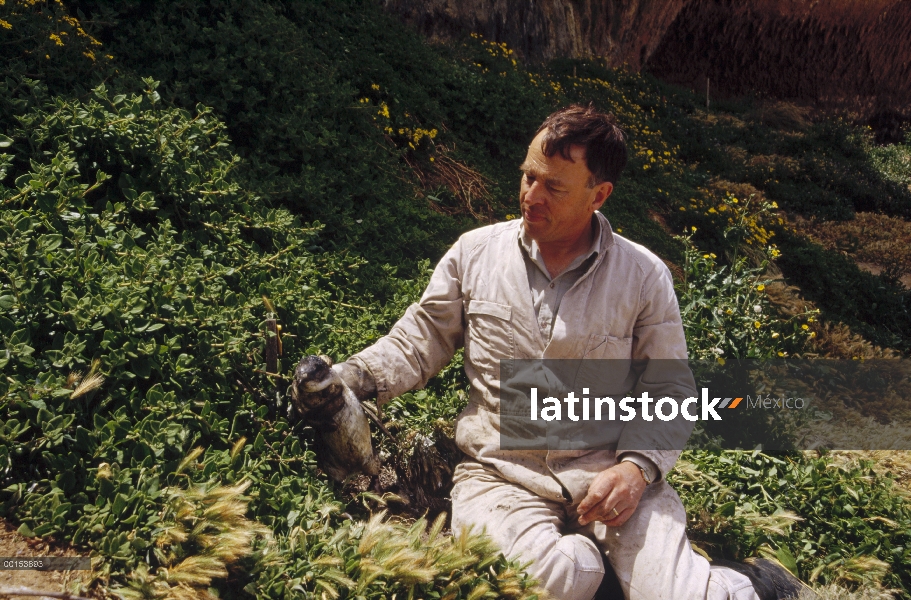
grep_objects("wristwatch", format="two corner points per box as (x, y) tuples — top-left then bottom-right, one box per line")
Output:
(635, 464), (652, 486)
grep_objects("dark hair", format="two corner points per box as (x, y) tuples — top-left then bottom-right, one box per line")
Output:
(536, 104), (628, 185)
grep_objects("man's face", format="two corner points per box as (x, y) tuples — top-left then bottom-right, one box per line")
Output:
(519, 129), (613, 245)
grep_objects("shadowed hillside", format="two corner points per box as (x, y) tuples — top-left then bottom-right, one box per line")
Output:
(382, 0), (911, 117)
(646, 0), (911, 118)
(381, 0), (690, 67)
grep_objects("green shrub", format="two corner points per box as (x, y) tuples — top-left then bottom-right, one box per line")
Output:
(674, 451), (911, 592)
(678, 239), (814, 361)
(868, 134), (911, 189)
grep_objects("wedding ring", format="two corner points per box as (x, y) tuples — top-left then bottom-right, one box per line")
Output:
(611, 507), (620, 518)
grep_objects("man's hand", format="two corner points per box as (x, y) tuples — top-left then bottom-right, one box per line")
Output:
(577, 461), (647, 527)
(288, 357), (378, 424)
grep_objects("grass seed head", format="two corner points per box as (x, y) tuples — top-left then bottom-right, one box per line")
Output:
(71, 371), (104, 398)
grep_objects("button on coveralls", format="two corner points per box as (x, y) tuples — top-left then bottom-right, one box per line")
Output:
(350, 213), (759, 600)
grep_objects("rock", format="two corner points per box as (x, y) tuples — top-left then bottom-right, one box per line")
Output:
(381, 0), (911, 117)
(646, 0), (911, 117)
(380, 0), (689, 68)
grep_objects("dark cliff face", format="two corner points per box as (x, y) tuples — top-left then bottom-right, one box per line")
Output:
(379, 0), (688, 69)
(645, 0), (911, 117)
(381, 0), (911, 116)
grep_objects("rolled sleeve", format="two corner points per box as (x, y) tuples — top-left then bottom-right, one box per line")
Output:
(349, 241), (465, 404)
(617, 260), (697, 480)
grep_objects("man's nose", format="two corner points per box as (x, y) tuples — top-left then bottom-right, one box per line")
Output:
(524, 181), (547, 205)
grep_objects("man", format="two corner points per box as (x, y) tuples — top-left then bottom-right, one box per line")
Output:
(320, 105), (811, 600)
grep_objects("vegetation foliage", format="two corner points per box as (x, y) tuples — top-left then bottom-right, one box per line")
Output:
(1, 0), (910, 598)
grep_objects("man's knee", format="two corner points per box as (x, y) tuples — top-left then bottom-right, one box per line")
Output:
(450, 463), (604, 600)
(530, 533), (604, 600)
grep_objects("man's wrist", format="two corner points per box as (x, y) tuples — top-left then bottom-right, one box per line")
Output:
(334, 359), (377, 401)
(619, 454), (658, 486)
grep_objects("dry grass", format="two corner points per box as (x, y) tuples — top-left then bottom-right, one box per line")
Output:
(813, 582), (900, 600)
(708, 179), (767, 204)
(824, 451), (911, 493)
(69, 359), (105, 400)
(803, 321), (899, 360)
(690, 110), (748, 130)
(801, 419), (911, 456)
(406, 145), (495, 222)
(722, 145), (749, 164)
(792, 212), (911, 280)
(746, 153), (802, 175)
(114, 479), (273, 600)
(747, 101), (812, 131)
(353, 511), (547, 599)
(760, 272), (898, 359)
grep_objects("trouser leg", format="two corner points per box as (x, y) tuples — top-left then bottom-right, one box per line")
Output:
(452, 460), (759, 600)
(586, 479), (759, 600)
(451, 461), (604, 600)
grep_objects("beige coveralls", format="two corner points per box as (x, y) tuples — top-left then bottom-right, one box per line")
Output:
(350, 213), (759, 600)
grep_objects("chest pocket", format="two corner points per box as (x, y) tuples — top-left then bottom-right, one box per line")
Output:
(465, 300), (515, 374)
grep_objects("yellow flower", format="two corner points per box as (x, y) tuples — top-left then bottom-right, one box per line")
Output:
(716, 357), (726, 366)
(753, 321), (762, 328)
(801, 324), (809, 330)
(771, 332), (780, 338)
(778, 351), (785, 357)
(756, 284), (765, 291)
(691, 226), (697, 232)
(0, 19), (11, 30)
(809, 332), (816, 338)
(703, 254), (710, 259)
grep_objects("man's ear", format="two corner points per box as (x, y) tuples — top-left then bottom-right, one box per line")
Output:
(591, 181), (614, 211)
